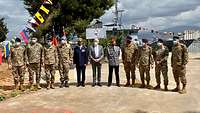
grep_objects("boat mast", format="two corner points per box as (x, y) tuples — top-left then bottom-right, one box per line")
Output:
(113, 0), (124, 27)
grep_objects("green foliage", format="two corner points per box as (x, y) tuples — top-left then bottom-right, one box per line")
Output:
(23, 0), (114, 38)
(10, 91), (20, 97)
(0, 17), (8, 42)
(0, 95), (5, 101)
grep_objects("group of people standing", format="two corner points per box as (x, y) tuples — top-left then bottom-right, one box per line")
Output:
(8, 35), (188, 94)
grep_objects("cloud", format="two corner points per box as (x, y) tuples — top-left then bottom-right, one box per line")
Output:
(101, 0), (200, 30)
(0, 0), (30, 36)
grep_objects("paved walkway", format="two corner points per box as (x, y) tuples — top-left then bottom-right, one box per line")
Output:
(0, 53), (200, 113)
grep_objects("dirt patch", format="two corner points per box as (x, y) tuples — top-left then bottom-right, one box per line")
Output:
(0, 63), (13, 86)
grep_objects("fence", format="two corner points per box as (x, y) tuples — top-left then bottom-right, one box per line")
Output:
(188, 41), (200, 53)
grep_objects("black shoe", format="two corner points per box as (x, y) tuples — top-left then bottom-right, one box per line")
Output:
(153, 85), (161, 90)
(92, 83), (96, 87)
(82, 83), (85, 87)
(77, 83), (81, 87)
(140, 84), (145, 88)
(97, 83), (102, 87)
(116, 84), (120, 87)
(124, 82), (130, 87)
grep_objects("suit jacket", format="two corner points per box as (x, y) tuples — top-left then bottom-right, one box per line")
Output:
(107, 45), (121, 66)
(89, 45), (104, 64)
(73, 45), (88, 66)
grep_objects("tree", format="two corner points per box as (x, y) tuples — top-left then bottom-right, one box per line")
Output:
(0, 17), (8, 42)
(23, 0), (113, 38)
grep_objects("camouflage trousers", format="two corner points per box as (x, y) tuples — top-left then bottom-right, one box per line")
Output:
(28, 63), (41, 84)
(124, 62), (136, 83)
(59, 63), (70, 83)
(172, 65), (187, 85)
(12, 66), (25, 85)
(45, 64), (55, 84)
(155, 64), (168, 86)
(139, 65), (150, 84)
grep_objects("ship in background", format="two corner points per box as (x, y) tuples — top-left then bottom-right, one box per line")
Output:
(99, 0), (199, 51)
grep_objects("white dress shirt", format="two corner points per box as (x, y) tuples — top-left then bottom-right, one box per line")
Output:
(94, 45), (99, 58)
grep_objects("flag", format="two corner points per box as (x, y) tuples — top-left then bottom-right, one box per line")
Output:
(20, 29), (29, 45)
(40, 5), (50, 14)
(51, 27), (58, 46)
(26, 24), (36, 32)
(52, 35), (58, 47)
(61, 26), (67, 40)
(28, 18), (40, 27)
(35, 12), (45, 24)
(43, 0), (53, 5)
(4, 42), (11, 59)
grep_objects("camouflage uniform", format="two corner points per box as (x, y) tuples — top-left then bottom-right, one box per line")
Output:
(122, 43), (138, 86)
(10, 46), (27, 90)
(171, 43), (188, 93)
(138, 46), (154, 87)
(27, 42), (43, 87)
(44, 45), (58, 89)
(57, 43), (73, 87)
(153, 46), (169, 88)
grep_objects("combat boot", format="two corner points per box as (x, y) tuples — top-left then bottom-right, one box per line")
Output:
(50, 83), (55, 89)
(36, 83), (41, 89)
(140, 80), (145, 88)
(29, 84), (35, 91)
(14, 84), (19, 91)
(131, 80), (135, 87)
(19, 84), (25, 91)
(146, 81), (151, 89)
(154, 84), (161, 90)
(164, 85), (168, 91)
(46, 83), (50, 90)
(60, 82), (64, 88)
(179, 84), (186, 94)
(65, 81), (69, 88)
(172, 84), (180, 92)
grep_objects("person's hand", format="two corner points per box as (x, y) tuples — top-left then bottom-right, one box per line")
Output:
(136, 64), (139, 68)
(8, 65), (12, 70)
(84, 64), (87, 66)
(156, 61), (161, 64)
(151, 64), (154, 69)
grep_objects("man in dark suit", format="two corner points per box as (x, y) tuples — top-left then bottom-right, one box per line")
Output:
(73, 38), (88, 87)
(89, 39), (104, 87)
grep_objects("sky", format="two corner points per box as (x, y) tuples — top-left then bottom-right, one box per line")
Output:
(0, 0), (200, 36)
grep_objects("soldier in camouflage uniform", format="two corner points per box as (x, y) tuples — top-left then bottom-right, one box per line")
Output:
(153, 39), (169, 91)
(171, 36), (188, 94)
(122, 36), (138, 87)
(27, 37), (43, 89)
(138, 39), (154, 88)
(57, 38), (73, 88)
(43, 39), (58, 89)
(9, 38), (27, 91)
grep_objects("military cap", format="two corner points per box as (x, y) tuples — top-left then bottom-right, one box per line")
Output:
(126, 35), (132, 41)
(15, 38), (21, 42)
(142, 39), (148, 43)
(158, 39), (164, 43)
(173, 36), (180, 40)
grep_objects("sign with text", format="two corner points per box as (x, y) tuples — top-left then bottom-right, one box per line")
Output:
(86, 28), (107, 39)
